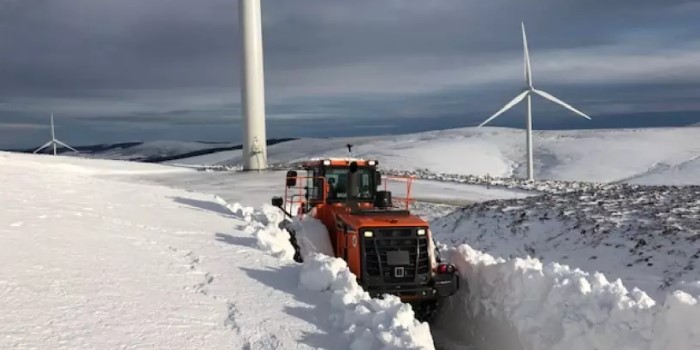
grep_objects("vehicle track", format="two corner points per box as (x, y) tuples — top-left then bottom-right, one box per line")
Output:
(432, 327), (475, 350)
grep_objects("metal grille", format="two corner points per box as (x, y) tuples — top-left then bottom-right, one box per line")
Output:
(364, 228), (430, 283)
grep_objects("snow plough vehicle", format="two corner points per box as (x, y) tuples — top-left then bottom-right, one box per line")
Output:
(271, 155), (459, 321)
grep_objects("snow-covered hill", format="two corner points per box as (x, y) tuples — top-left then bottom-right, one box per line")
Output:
(80, 140), (237, 161)
(12, 139), (293, 163)
(172, 126), (700, 185)
(3, 126), (700, 350)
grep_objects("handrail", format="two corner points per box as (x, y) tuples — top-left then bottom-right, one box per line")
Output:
(283, 176), (327, 216)
(382, 175), (415, 210)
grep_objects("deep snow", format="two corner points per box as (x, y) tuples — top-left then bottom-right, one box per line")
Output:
(0, 152), (441, 350)
(0, 152), (347, 349)
(431, 184), (700, 300)
(443, 244), (700, 350)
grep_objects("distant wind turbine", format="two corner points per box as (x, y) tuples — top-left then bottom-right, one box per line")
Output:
(479, 23), (591, 181)
(33, 114), (78, 155)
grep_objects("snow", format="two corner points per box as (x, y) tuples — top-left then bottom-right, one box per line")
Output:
(234, 201), (435, 349)
(300, 254), (435, 350)
(440, 244), (700, 350)
(389, 179), (534, 206)
(163, 148), (243, 166)
(3, 121), (700, 350)
(0, 151), (440, 349)
(431, 184), (700, 300)
(0, 151), (346, 349)
(290, 214), (335, 257)
(80, 140), (234, 161)
(624, 155), (700, 185)
(171, 126), (700, 185)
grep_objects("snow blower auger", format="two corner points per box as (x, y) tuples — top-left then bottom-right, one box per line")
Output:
(271, 154), (459, 322)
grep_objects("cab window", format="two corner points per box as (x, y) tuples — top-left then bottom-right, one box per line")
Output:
(325, 167), (375, 201)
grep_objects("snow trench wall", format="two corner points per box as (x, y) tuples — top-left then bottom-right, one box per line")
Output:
(446, 244), (700, 350)
(219, 198), (700, 350)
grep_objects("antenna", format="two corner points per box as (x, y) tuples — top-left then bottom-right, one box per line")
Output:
(477, 22), (591, 181)
(33, 113), (79, 156)
(346, 143), (353, 157)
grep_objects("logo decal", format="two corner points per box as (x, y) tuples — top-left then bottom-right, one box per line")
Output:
(351, 236), (357, 247)
(394, 267), (405, 278)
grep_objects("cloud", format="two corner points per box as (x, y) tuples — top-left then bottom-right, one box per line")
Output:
(0, 0), (699, 148)
(0, 122), (47, 130)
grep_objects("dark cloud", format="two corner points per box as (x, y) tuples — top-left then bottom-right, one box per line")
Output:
(1, 0), (699, 148)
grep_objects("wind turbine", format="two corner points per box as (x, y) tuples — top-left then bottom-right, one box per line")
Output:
(33, 114), (78, 155)
(478, 23), (591, 181)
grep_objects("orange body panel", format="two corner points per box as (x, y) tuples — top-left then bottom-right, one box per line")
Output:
(312, 202), (428, 278)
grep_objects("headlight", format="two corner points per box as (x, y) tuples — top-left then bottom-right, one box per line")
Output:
(417, 228), (426, 236)
(368, 160), (376, 166)
(323, 160), (331, 166)
(363, 231), (374, 238)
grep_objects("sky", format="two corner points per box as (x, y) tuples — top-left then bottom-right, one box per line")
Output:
(1, 0), (699, 148)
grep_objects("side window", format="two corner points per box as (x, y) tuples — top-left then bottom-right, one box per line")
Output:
(306, 176), (315, 199)
(306, 169), (321, 200)
(360, 173), (370, 198)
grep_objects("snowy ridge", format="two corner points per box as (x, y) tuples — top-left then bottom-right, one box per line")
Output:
(384, 168), (608, 194)
(80, 140), (234, 161)
(171, 126), (700, 185)
(432, 185), (700, 299)
(443, 244), (700, 350)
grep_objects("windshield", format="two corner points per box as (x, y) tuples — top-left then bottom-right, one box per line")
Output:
(325, 167), (375, 200)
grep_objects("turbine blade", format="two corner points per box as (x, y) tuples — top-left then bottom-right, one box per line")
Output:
(55, 140), (79, 152)
(479, 90), (529, 127)
(533, 89), (591, 120)
(522, 22), (533, 87)
(33, 141), (53, 154)
(51, 113), (55, 140)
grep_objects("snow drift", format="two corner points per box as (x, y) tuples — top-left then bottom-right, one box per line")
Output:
(300, 254), (434, 350)
(225, 201), (435, 350)
(444, 244), (700, 350)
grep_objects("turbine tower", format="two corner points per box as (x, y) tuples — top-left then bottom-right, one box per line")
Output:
(33, 114), (78, 156)
(478, 23), (591, 181)
(239, 0), (268, 170)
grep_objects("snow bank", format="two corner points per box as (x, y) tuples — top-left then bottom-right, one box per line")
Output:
(432, 185), (700, 299)
(446, 244), (700, 350)
(216, 198), (297, 261)
(289, 214), (335, 257)
(300, 253), (435, 350)
(225, 200), (435, 350)
(221, 199), (334, 259)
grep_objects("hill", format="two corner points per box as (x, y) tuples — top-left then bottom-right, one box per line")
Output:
(172, 126), (700, 185)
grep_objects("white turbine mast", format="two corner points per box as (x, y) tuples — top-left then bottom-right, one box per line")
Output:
(239, 0), (268, 171)
(33, 113), (78, 155)
(479, 22), (591, 181)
